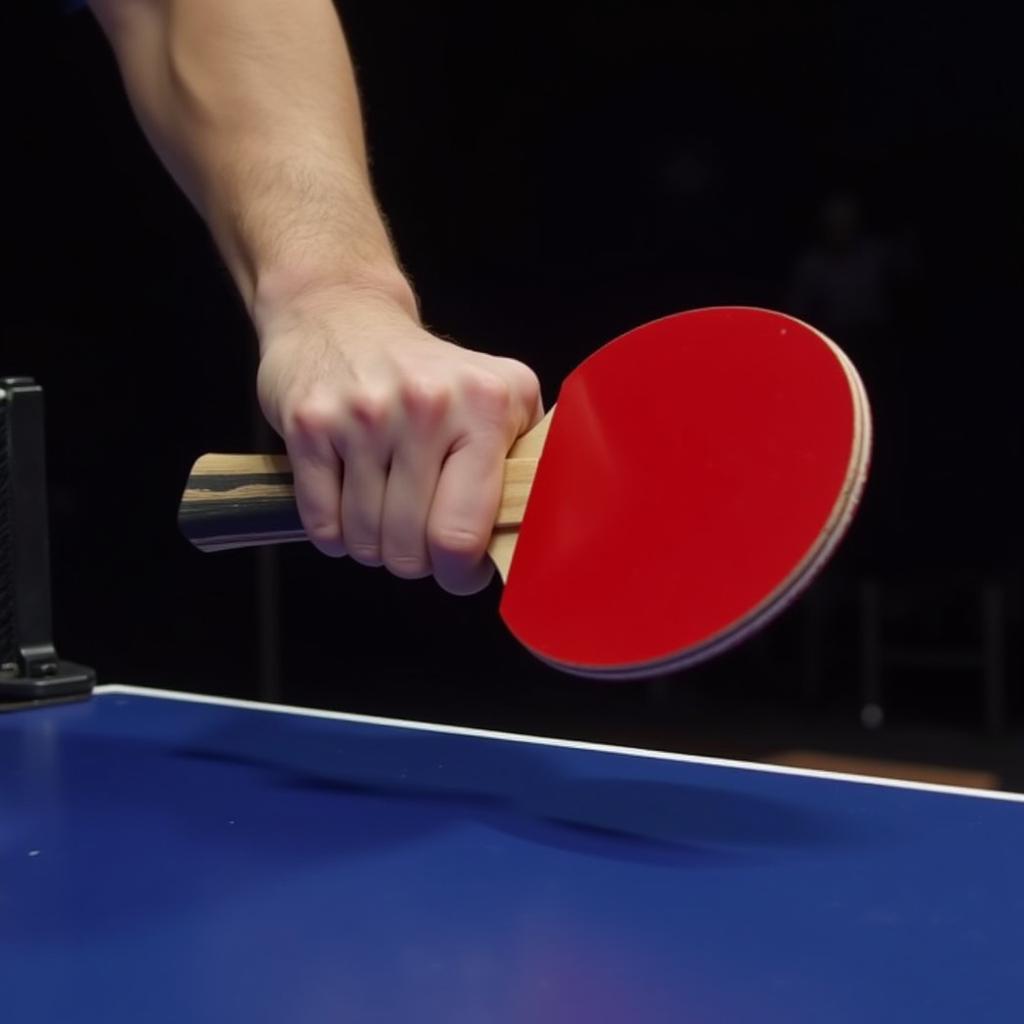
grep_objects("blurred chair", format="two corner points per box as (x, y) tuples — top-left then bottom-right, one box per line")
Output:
(860, 575), (1017, 735)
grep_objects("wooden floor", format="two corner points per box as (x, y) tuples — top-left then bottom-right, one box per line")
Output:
(762, 750), (1001, 790)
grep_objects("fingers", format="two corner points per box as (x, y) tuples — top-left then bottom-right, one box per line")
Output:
(380, 440), (439, 579)
(427, 433), (505, 595)
(261, 310), (542, 596)
(337, 446), (389, 569)
(381, 387), (451, 578)
(286, 437), (347, 559)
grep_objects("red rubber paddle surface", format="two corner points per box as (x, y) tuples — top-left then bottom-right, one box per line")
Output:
(499, 307), (857, 674)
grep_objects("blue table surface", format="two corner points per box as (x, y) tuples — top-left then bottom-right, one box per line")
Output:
(1, 686), (1022, 1023)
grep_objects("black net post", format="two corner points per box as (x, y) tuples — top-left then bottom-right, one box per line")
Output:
(0, 378), (94, 703)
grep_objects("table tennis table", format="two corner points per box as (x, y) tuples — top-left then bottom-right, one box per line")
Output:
(2, 685), (1021, 1023)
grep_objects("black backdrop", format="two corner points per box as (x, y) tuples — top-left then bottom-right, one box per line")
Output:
(5, 2), (1021, 743)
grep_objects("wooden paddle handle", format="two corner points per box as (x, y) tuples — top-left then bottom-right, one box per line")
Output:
(178, 453), (538, 553)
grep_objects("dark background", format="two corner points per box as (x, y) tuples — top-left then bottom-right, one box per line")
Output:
(5, 3), (1022, 782)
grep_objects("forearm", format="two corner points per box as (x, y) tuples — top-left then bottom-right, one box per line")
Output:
(89, 0), (416, 327)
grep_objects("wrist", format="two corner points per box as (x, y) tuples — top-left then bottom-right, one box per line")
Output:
(252, 264), (420, 340)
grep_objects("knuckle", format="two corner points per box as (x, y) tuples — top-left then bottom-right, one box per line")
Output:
(499, 356), (540, 392)
(285, 395), (338, 438)
(385, 552), (432, 579)
(311, 538), (347, 559)
(304, 519), (340, 542)
(348, 391), (394, 431)
(347, 542), (383, 566)
(429, 523), (486, 559)
(302, 520), (346, 558)
(514, 363), (542, 402)
(399, 379), (451, 420)
(463, 372), (512, 418)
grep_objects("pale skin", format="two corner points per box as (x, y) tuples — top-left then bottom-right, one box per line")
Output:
(88, 0), (543, 594)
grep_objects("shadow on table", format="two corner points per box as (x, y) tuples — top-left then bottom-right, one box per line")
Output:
(168, 711), (855, 868)
(1, 703), (871, 944)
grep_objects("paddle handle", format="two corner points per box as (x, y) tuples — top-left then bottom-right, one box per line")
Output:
(178, 453), (538, 553)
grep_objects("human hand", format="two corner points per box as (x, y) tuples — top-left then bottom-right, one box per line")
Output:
(255, 287), (543, 594)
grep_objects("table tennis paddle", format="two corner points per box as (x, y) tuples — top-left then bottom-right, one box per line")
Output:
(179, 307), (870, 678)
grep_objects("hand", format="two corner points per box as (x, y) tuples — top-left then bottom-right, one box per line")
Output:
(256, 286), (543, 594)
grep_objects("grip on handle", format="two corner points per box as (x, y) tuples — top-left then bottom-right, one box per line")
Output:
(178, 409), (553, 579)
(179, 453), (538, 553)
